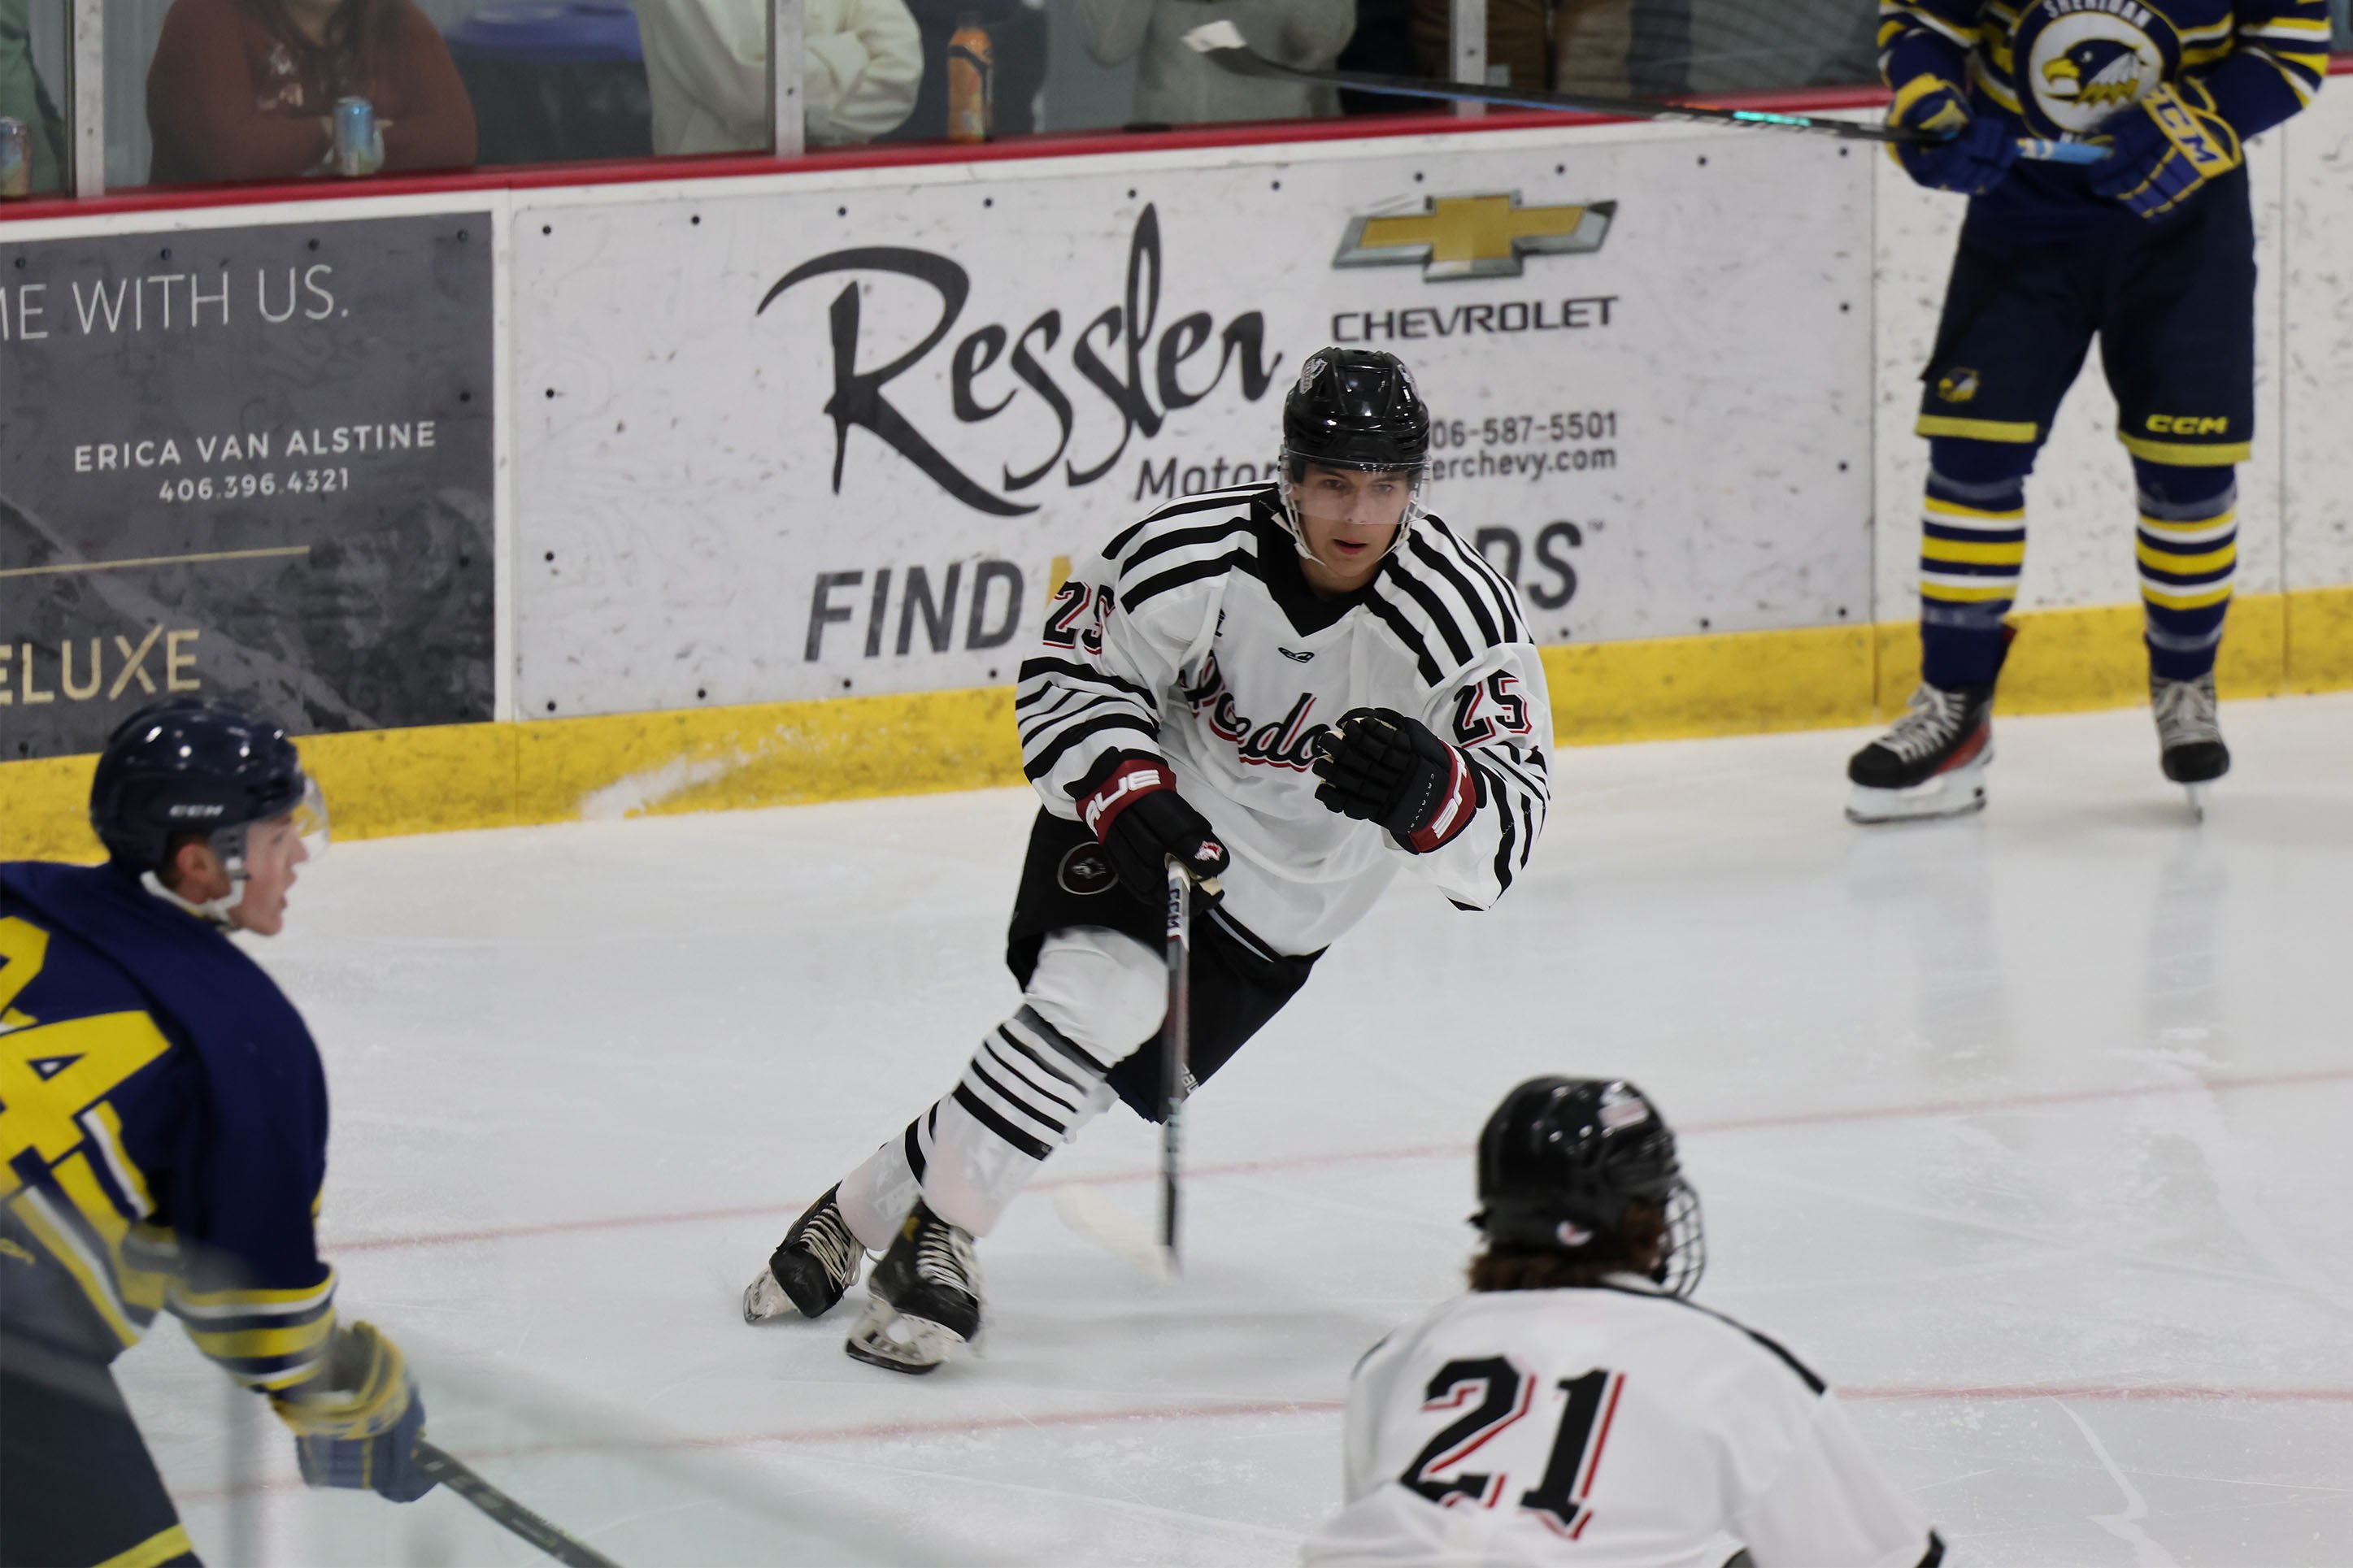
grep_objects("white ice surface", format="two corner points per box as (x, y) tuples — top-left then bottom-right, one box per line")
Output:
(114, 693), (2353, 1566)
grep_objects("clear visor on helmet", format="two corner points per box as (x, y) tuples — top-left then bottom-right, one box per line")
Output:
(218, 775), (331, 879)
(1281, 458), (1428, 535)
(288, 775), (331, 861)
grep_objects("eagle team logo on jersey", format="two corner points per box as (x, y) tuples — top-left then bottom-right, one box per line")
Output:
(1936, 368), (1981, 405)
(2014, 0), (2177, 139)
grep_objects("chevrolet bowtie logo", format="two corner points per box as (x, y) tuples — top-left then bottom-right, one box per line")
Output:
(1334, 194), (1616, 281)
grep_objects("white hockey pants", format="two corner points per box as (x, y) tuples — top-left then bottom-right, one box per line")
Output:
(835, 926), (1165, 1244)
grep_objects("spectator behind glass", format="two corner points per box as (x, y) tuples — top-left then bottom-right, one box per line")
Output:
(146, 0), (476, 185)
(0, 0), (68, 191)
(634, 0), (921, 152)
(1401, 0), (1692, 98)
(1081, 0), (1350, 122)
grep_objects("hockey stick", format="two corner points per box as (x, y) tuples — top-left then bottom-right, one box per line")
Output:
(414, 1441), (624, 1568)
(1055, 1182), (1175, 1280)
(1055, 860), (1218, 1279)
(1182, 23), (2107, 165)
(1159, 858), (1194, 1274)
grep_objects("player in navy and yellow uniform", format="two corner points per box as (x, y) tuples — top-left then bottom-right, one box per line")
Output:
(0, 699), (433, 1568)
(1848, 0), (2327, 823)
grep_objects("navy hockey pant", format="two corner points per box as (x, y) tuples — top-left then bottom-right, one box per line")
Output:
(1912, 167), (2251, 689)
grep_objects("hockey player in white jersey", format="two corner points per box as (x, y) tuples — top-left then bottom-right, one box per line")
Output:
(741, 347), (1553, 1372)
(1305, 1078), (1942, 1567)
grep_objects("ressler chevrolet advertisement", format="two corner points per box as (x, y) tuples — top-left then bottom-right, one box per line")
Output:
(510, 134), (1871, 719)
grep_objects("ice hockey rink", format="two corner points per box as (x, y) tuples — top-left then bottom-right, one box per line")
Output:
(113, 691), (2353, 1567)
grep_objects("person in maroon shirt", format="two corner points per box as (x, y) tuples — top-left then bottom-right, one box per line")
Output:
(146, 0), (476, 185)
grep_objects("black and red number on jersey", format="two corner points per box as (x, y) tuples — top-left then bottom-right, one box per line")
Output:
(1399, 1358), (1628, 1539)
(1043, 580), (1115, 656)
(1451, 671), (1533, 746)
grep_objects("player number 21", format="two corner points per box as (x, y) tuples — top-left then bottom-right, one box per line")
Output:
(1399, 1357), (1625, 1540)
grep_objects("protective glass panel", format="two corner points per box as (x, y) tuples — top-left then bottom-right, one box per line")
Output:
(630, 0), (1449, 151)
(0, 0), (72, 197)
(109, 0), (494, 188)
(1549, 0), (1877, 101)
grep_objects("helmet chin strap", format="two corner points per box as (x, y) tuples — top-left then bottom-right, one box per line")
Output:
(142, 867), (245, 928)
(140, 819), (254, 929)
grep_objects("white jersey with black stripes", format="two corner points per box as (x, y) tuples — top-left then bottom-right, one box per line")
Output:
(1016, 485), (1552, 955)
(1307, 1277), (1943, 1568)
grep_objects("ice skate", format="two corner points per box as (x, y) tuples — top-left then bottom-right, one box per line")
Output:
(1846, 680), (1998, 824)
(2152, 671), (2229, 819)
(743, 1184), (864, 1323)
(844, 1199), (982, 1375)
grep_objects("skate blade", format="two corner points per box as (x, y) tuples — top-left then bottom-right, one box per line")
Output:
(844, 1298), (967, 1375)
(742, 1268), (798, 1323)
(1846, 758), (1990, 825)
(2184, 783), (2209, 823)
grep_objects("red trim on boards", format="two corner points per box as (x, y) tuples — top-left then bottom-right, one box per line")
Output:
(0, 82), (1905, 224)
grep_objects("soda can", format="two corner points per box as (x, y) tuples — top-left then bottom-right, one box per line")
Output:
(332, 97), (377, 178)
(946, 16), (993, 145)
(0, 118), (30, 200)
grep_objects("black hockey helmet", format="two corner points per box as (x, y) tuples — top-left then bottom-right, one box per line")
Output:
(90, 697), (323, 875)
(1474, 1076), (1706, 1297)
(1281, 348), (1430, 476)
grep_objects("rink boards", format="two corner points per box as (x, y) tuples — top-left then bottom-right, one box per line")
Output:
(3, 73), (2351, 856)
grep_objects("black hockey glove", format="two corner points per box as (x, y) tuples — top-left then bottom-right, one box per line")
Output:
(1073, 750), (1230, 900)
(1311, 708), (1478, 853)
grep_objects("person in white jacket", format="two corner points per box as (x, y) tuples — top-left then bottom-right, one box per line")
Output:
(634, 0), (921, 150)
(1081, 0), (1351, 123)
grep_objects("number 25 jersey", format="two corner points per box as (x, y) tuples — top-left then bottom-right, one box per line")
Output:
(1305, 1278), (1942, 1568)
(1017, 489), (1551, 957)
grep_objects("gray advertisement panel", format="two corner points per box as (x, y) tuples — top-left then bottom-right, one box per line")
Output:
(0, 212), (495, 761)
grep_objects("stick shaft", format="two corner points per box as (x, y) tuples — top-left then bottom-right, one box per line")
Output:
(414, 1441), (624, 1568)
(1193, 37), (2104, 163)
(1159, 860), (1191, 1267)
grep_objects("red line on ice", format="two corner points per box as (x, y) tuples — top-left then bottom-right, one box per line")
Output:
(326, 1064), (2353, 1253)
(1843, 1385), (2353, 1404)
(175, 1385), (2353, 1504)
(702, 1396), (1347, 1449)
(706, 1386), (2353, 1453)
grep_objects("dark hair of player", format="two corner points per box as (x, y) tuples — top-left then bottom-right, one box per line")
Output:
(1470, 1198), (1668, 1292)
(1470, 1076), (1706, 1297)
(89, 697), (320, 880)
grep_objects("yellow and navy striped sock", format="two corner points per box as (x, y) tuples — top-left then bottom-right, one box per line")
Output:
(1918, 465), (2026, 689)
(2135, 463), (2236, 681)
